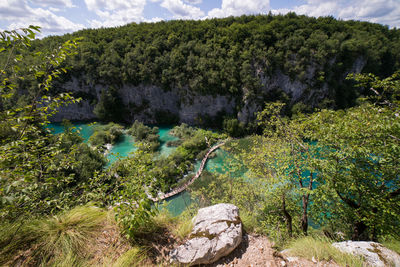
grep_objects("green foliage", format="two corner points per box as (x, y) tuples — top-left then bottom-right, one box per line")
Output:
(88, 122), (124, 147)
(189, 153), (266, 234)
(0, 27), (99, 220)
(300, 71), (399, 240)
(347, 70), (400, 107)
(94, 86), (125, 122)
(111, 144), (158, 239)
(188, 70), (400, 243)
(137, 207), (195, 242)
(56, 121), (107, 182)
(127, 120), (160, 151)
(19, 13), (399, 121)
(249, 102), (321, 237)
(169, 123), (195, 139)
(287, 236), (365, 267)
(223, 117), (245, 137)
(304, 105), (400, 239)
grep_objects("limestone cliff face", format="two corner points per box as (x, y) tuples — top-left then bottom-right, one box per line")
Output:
(237, 57), (367, 124)
(50, 100), (96, 122)
(51, 77), (235, 124)
(50, 58), (366, 125)
(118, 84), (235, 124)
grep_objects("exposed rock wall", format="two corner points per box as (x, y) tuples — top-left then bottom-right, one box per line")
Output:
(50, 100), (96, 122)
(50, 57), (366, 125)
(51, 79), (235, 124)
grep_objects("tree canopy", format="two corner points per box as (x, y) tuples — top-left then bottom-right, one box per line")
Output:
(6, 13), (400, 122)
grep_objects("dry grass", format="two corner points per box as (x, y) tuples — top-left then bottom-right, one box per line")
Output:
(287, 236), (365, 267)
(381, 237), (400, 255)
(0, 206), (197, 267)
(0, 206), (107, 266)
(0, 206), (149, 267)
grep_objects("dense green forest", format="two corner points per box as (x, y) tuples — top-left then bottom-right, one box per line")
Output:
(0, 15), (400, 266)
(4, 13), (400, 126)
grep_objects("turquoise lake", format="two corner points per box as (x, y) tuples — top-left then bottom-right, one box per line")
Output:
(47, 122), (228, 216)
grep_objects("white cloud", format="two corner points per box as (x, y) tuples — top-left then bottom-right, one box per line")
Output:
(273, 0), (400, 28)
(0, 0), (29, 18)
(0, 0), (84, 35)
(160, 0), (204, 19)
(207, 0), (270, 18)
(183, 0), (202, 4)
(145, 16), (164, 23)
(30, 0), (75, 8)
(84, 0), (146, 28)
(49, 7), (61, 12)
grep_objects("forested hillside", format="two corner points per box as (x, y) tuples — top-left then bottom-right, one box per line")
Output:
(9, 13), (400, 126)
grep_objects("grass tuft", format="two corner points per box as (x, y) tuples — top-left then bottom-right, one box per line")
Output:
(381, 237), (400, 255)
(0, 206), (107, 266)
(287, 236), (365, 267)
(111, 247), (147, 267)
(152, 208), (193, 240)
(37, 206), (106, 260)
(172, 216), (193, 240)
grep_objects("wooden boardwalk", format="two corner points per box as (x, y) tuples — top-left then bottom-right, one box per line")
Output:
(149, 141), (226, 202)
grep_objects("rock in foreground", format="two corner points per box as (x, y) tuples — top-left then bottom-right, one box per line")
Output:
(170, 203), (242, 266)
(333, 241), (400, 267)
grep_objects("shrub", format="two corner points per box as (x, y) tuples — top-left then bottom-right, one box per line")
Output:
(88, 123), (124, 147)
(127, 121), (160, 151)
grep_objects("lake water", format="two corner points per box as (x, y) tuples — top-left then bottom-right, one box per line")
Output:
(46, 122), (228, 216)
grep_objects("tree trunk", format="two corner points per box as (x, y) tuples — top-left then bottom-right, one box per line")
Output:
(352, 221), (368, 241)
(282, 194), (293, 237)
(299, 173), (313, 236)
(301, 194), (309, 235)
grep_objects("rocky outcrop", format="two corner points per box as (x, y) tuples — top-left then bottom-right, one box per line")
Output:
(51, 79), (235, 124)
(236, 57), (367, 124)
(51, 57), (366, 125)
(333, 241), (400, 267)
(50, 100), (96, 122)
(170, 203), (242, 265)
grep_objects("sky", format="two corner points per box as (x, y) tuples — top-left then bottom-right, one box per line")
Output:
(1, 0), (400, 37)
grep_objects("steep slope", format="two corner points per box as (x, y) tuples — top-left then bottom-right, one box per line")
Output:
(21, 13), (400, 125)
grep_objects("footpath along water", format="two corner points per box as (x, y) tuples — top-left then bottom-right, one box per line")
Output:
(46, 123), (230, 216)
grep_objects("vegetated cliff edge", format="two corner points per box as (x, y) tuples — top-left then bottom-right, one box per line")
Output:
(51, 58), (365, 125)
(40, 13), (399, 125)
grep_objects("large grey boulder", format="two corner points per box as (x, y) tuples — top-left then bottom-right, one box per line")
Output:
(170, 203), (242, 265)
(332, 241), (400, 267)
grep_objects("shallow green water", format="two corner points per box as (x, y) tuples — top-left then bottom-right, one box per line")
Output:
(158, 126), (178, 157)
(161, 191), (193, 216)
(108, 135), (136, 164)
(47, 122), (222, 216)
(47, 122), (95, 142)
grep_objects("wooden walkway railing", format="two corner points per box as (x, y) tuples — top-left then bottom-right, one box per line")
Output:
(149, 141), (226, 202)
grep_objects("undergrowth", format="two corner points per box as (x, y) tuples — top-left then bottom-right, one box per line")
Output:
(108, 247), (148, 267)
(0, 205), (195, 267)
(152, 208), (194, 240)
(0, 206), (149, 267)
(0, 206), (107, 266)
(287, 236), (365, 267)
(381, 237), (400, 255)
